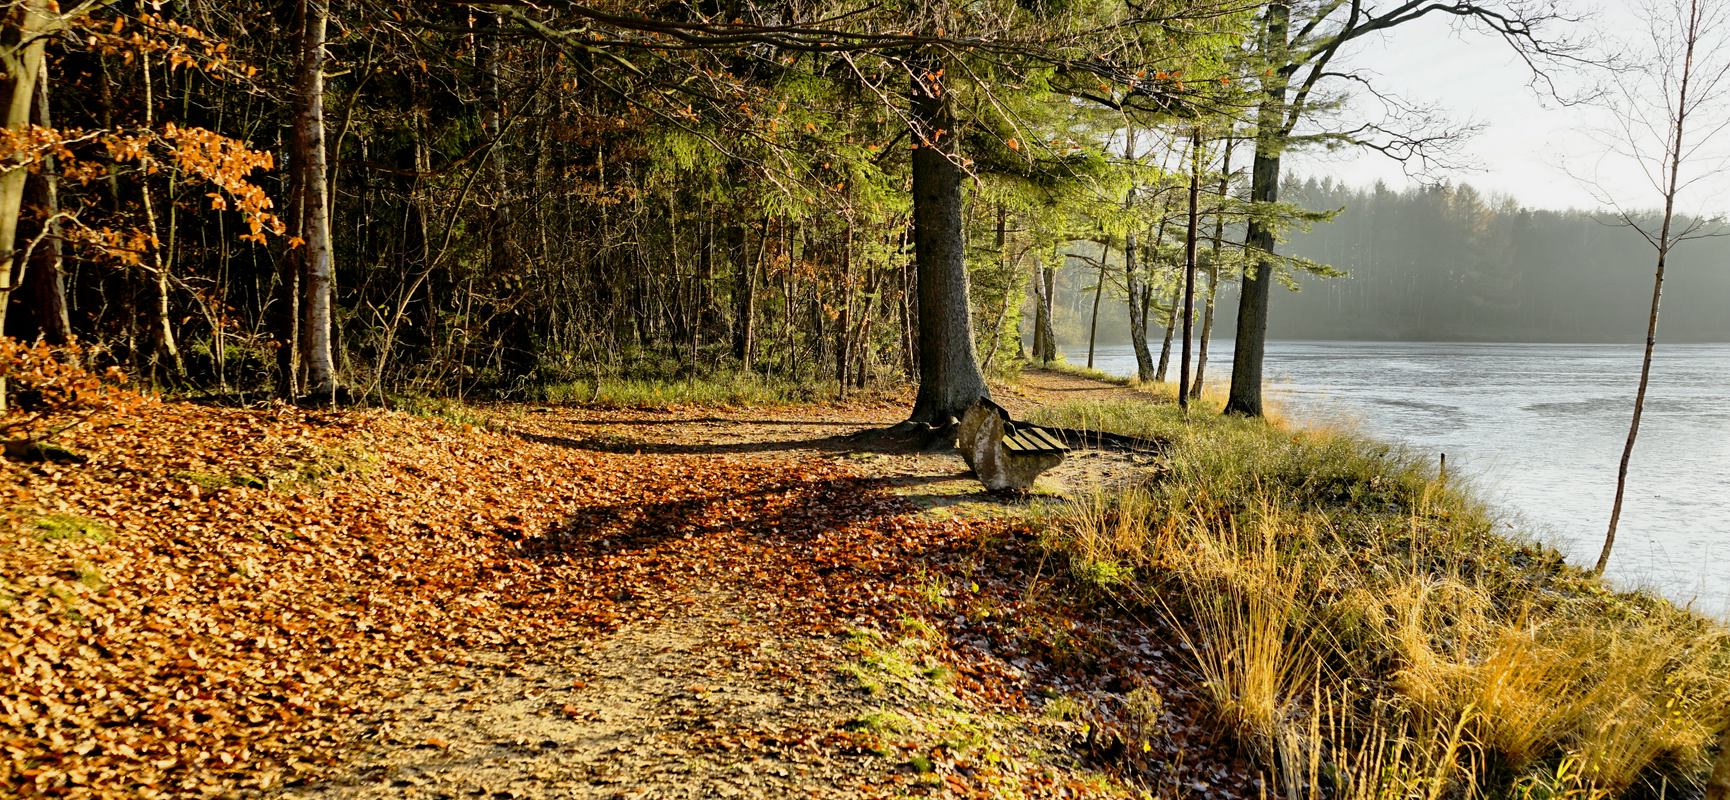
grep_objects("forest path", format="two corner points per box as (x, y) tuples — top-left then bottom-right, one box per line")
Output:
(275, 369), (1157, 799)
(5, 367), (1208, 799)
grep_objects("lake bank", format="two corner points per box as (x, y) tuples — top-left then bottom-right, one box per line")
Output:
(1023, 370), (1730, 798)
(1069, 340), (1730, 617)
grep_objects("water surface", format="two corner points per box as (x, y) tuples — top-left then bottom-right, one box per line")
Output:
(1078, 340), (1730, 617)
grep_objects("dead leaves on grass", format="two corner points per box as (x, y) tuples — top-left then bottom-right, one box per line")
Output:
(0, 400), (995, 797)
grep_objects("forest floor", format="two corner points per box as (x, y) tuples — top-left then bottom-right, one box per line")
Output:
(4, 369), (1259, 799)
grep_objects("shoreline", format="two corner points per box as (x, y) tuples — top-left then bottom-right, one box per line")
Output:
(1060, 342), (1730, 619)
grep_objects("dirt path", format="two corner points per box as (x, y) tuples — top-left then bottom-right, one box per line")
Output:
(272, 370), (1166, 799)
(277, 588), (887, 799)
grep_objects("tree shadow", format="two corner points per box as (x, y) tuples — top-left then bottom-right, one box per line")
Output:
(516, 471), (971, 567)
(506, 427), (862, 456)
(540, 416), (880, 428)
(500, 417), (957, 458)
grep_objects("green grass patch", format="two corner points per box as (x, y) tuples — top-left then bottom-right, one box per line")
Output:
(1024, 359), (1134, 387)
(846, 709), (918, 736)
(172, 442), (377, 494)
(33, 512), (111, 543)
(529, 370), (838, 409)
(395, 395), (504, 429)
(174, 469), (268, 491)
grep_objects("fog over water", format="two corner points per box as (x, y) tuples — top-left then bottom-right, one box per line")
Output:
(1077, 341), (1730, 618)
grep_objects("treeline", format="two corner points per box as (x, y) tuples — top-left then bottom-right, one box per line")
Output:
(1072, 178), (1730, 349)
(1267, 179), (1730, 343)
(2, 0), (1265, 407)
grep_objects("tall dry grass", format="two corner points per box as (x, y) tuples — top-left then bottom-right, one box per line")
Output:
(1030, 399), (1730, 798)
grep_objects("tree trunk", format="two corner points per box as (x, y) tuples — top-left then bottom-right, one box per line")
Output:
(835, 216), (853, 399)
(137, 44), (182, 383)
(1179, 126), (1202, 409)
(1225, 1), (1290, 418)
(1193, 139), (1232, 400)
(0, 0), (54, 353)
(1031, 254), (1050, 363)
(979, 203), (1012, 374)
(1596, 0), (1702, 577)
(1154, 275), (1180, 382)
(1086, 253), (1105, 369)
(8, 56), (70, 344)
(899, 227), (915, 379)
(1036, 255), (1056, 363)
(731, 217), (758, 369)
(1125, 229), (1153, 382)
(295, 0), (338, 402)
(906, 53), (989, 424)
(275, 172), (303, 399)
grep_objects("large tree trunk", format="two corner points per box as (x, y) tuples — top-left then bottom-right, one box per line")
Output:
(295, 0), (338, 402)
(905, 53), (989, 425)
(1225, 2), (1290, 417)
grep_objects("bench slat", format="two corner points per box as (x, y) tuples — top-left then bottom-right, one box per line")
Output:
(999, 426), (1067, 455)
(1030, 427), (1069, 452)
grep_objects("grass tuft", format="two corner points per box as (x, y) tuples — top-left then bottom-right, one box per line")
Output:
(33, 513), (112, 544)
(1032, 397), (1730, 798)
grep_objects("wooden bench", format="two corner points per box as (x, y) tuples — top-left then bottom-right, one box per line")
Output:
(957, 399), (1069, 492)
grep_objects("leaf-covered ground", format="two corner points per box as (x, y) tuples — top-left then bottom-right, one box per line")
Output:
(4, 371), (1262, 798)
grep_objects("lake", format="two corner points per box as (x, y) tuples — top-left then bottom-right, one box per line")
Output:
(1076, 340), (1730, 617)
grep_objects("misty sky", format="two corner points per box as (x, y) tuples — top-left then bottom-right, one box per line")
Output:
(1287, 1), (1730, 217)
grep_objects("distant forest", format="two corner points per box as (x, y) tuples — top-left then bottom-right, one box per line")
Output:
(1077, 179), (1730, 346)
(1259, 179), (1728, 343)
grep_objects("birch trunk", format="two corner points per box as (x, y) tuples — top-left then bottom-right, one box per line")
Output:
(295, 0), (338, 402)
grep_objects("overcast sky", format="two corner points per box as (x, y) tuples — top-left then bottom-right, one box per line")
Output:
(1286, 0), (1730, 217)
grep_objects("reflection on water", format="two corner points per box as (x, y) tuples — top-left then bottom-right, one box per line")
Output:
(1077, 340), (1730, 618)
